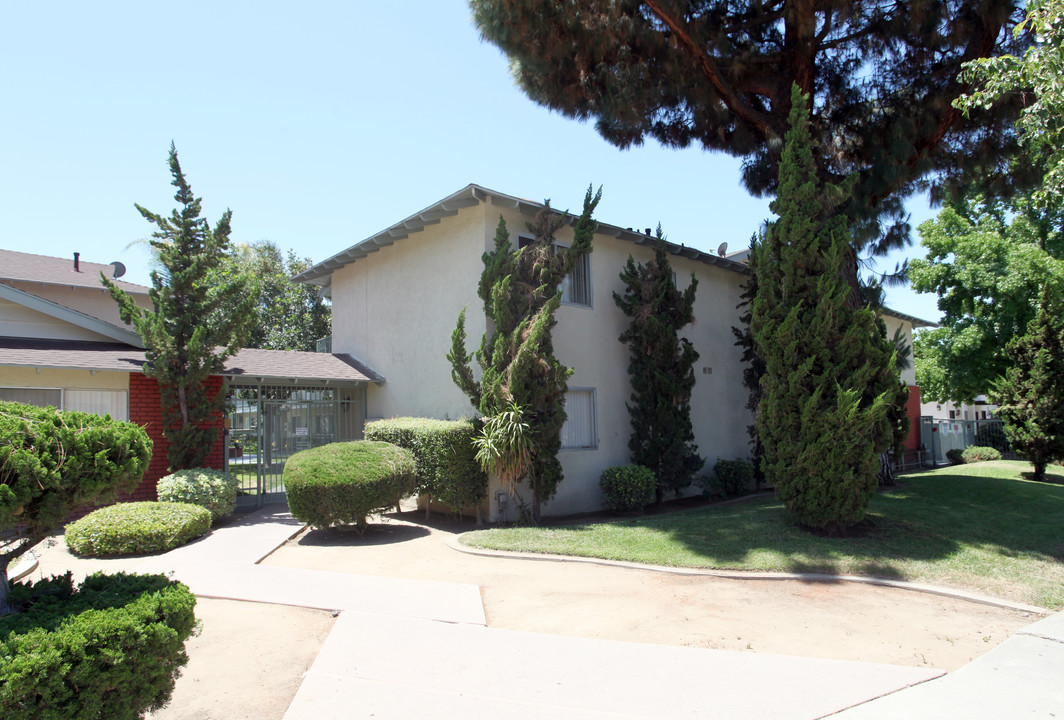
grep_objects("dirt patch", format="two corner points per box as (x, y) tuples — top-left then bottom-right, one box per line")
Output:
(147, 599), (333, 720)
(262, 511), (1039, 671)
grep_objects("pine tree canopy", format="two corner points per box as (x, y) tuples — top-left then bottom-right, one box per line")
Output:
(471, 0), (1031, 255)
(104, 144), (257, 470)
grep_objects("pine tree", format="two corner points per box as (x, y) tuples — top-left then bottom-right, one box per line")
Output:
(449, 186), (602, 519)
(994, 290), (1064, 482)
(751, 86), (897, 534)
(104, 144), (257, 470)
(471, 1), (1032, 264)
(613, 233), (703, 501)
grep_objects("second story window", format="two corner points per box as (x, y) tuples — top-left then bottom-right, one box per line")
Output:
(518, 236), (592, 307)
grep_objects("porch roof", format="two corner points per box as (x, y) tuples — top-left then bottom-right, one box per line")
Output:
(0, 338), (385, 385)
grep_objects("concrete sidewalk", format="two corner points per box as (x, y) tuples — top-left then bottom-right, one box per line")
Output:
(50, 504), (1061, 719)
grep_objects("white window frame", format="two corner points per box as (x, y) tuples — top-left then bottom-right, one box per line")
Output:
(560, 387), (597, 450)
(517, 235), (593, 308)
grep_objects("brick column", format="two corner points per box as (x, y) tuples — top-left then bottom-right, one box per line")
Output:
(126, 373), (226, 501)
(904, 384), (922, 465)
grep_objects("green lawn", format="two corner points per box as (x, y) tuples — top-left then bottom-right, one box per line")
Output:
(460, 461), (1064, 609)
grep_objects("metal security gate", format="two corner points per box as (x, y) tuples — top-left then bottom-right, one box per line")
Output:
(226, 383), (365, 506)
(920, 417), (1015, 466)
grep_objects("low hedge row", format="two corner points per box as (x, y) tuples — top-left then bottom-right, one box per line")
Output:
(65, 502), (212, 557)
(0, 571), (197, 720)
(284, 441), (416, 530)
(364, 417), (487, 514)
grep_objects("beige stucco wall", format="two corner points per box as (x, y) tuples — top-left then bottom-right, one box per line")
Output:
(882, 315), (917, 387)
(4, 279), (151, 328)
(329, 199), (755, 518)
(0, 366), (130, 391)
(491, 207), (752, 516)
(331, 202), (491, 422)
(0, 297), (119, 342)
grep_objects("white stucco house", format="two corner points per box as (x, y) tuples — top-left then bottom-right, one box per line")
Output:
(294, 184), (930, 521)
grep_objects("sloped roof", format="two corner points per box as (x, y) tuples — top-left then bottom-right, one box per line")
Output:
(0, 249), (149, 295)
(291, 183), (750, 292)
(0, 338), (384, 384)
(0, 282), (143, 347)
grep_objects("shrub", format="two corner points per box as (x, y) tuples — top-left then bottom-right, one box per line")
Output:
(65, 502), (211, 557)
(0, 571), (196, 720)
(962, 445), (1002, 463)
(284, 441), (416, 530)
(157, 468), (238, 523)
(1, 401), (152, 585)
(945, 448), (966, 465)
(364, 418), (487, 513)
(599, 465), (657, 512)
(712, 458), (755, 498)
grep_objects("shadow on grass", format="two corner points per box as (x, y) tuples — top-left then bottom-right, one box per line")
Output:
(597, 464), (1064, 574)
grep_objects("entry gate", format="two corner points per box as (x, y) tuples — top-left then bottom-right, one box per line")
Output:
(226, 383), (365, 506)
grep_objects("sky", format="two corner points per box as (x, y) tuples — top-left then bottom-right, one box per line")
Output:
(1, 1), (944, 323)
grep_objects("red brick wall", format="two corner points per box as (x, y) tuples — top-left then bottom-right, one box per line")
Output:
(126, 373), (225, 501)
(898, 384), (923, 466)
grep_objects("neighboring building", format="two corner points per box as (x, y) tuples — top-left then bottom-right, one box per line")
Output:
(921, 396), (998, 421)
(294, 184), (932, 521)
(0, 248), (382, 503)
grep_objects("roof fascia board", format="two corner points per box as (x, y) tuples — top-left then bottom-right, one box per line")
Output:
(0, 283), (144, 347)
(290, 182), (754, 288)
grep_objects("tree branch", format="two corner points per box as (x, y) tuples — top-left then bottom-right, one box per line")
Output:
(642, 0), (774, 136)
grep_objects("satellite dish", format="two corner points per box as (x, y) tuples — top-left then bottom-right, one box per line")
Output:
(717, 242), (728, 257)
(109, 261), (126, 279)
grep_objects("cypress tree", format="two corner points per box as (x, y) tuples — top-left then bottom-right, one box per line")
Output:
(614, 233), (704, 502)
(751, 86), (896, 534)
(105, 144), (256, 470)
(449, 186), (602, 519)
(994, 290), (1064, 482)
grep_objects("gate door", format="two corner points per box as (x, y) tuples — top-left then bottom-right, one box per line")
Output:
(227, 383), (362, 506)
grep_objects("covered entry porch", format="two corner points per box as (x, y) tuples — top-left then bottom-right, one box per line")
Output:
(219, 348), (384, 507)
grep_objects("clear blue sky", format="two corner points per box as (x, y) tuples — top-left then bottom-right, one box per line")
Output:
(1, 1), (942, 322)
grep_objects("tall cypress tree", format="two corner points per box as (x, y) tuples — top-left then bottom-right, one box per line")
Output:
(994, 289), (1064, 482)
(449, 186), (602, 518)
(105, 144), (256, 470)
(751, 86), (896, 534)
(614, 233), (703, 501)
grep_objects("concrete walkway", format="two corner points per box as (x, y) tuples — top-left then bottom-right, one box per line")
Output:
(46, 505), (1063, 719)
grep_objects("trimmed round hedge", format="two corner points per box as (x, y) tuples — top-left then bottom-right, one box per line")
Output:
(0, 571), (196, 720)
(599, 464), (657, 512)
(157, 468), (238, 523)
(284, 441), (416, 530)
(65, 501), (211, 557)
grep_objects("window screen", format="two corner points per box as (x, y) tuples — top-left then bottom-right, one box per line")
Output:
(64, 389), (129, 421)
(561, 389), (596, 449)
(0, 387), (62, 408)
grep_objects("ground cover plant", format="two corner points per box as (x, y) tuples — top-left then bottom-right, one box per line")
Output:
(461, 461), (1064, 609)
(65, 502), (211, 557)
(0, 572), (196, 720)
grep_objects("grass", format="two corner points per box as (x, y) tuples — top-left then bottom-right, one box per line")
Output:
(461, 461), (1064, 609)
